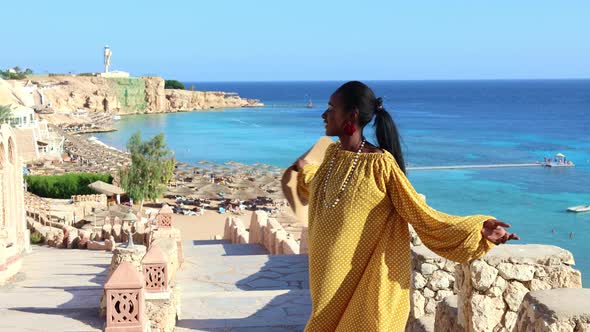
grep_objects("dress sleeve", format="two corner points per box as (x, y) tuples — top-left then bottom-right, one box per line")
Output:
(386, 158), (495, 263)
(297, 163), (320, 202)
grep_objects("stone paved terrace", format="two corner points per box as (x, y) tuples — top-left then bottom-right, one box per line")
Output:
(176, 240), (312, 331)
(0, 246), (111, 331)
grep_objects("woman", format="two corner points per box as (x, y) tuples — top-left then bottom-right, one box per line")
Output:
(294, 81), (519, 331)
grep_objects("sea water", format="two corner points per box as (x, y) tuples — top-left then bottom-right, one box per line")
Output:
(93, 80), (590, 285)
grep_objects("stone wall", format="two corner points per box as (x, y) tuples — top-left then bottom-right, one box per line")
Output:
(515, 288), (590, 331)
(455, 244), (582, 332)
(434, 295), (464, 332)
(408, 245), (457, 329)
(0, 124), (29, 285)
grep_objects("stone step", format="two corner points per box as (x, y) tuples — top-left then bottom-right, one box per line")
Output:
(177, 289), (310, 331)
(0, 245), (111, 331)
(0, 308), (103, 332)
(180, 245), (309, 292)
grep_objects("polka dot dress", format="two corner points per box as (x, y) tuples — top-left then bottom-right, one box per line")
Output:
(297, 143), (495, 332)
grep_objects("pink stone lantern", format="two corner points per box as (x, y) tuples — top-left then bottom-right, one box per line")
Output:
(156, 204), (173, 228)
(141, 245), (169, 292)
(104, 261), (147, 332)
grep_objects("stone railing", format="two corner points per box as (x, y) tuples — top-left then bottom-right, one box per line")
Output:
(24, 203), (180, 263)
(71, 194), (107, 206)
(224, 211), (299, 255)
(431, 244), (583, 332)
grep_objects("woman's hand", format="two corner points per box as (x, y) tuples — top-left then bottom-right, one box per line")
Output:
(293, 158), (310, 172)
(482, 219), (520, 245)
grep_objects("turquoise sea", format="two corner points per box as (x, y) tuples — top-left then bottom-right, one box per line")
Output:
(93, 80), (590, 286)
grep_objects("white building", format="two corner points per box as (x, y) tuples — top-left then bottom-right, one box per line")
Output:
(2, 105), (64, 162)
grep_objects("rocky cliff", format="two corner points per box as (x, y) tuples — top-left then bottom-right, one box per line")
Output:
(0, 76), (262, 117)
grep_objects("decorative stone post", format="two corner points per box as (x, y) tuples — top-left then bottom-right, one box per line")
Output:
(104, 261), (147, 332)
(142, 245), (169, 293)
(156, 205), (173, 228)
(99, 245), (147, 318)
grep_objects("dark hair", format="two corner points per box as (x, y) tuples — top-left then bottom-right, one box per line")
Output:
(334, 81), (406, 174)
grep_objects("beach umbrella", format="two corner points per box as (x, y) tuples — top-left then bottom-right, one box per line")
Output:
(266, 190), (286, 200)
(226, 187), (268, 200)
(261, 179), (282, 190)
(555, 153), (565, 158)
(255, 175), (278, 186)
(169, 186), (196, 197)
(195, 183), (229, 198)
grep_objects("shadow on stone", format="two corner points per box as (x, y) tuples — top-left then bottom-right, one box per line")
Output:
(1, 252), (109, 331)
(177, 252), (312, 331)
(8, 307), (104, 330)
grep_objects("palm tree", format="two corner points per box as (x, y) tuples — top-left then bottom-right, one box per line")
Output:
(0, 105), (14, 124)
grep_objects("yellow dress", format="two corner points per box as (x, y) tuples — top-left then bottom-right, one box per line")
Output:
(297, 143), (495, 332)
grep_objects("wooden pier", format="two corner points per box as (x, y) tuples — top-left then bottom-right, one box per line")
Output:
(407, 163), (542, 171)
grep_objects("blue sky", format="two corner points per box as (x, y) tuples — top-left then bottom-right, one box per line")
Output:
(1, 1), (589, 81)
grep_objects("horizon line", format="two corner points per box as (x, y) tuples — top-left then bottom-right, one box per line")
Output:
(179, 77), (590, 83)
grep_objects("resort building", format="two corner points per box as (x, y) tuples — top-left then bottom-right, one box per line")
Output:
(0, 124), (29, 284)
(2, 105), (64, 162)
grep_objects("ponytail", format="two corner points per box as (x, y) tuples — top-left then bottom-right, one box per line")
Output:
(373, 98), (406, 174)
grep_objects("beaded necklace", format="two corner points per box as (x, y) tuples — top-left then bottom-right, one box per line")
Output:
(322, 139), (366, 208)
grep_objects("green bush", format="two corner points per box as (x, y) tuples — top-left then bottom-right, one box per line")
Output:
(164, 80), (185, 90)
(25, 173), (113, 199)
(30, 231), (43, 244)
(0, 71), (27, 80)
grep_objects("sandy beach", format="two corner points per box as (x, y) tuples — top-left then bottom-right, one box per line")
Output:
(27, 131), (305, 241)
(170, 210), (248, 240)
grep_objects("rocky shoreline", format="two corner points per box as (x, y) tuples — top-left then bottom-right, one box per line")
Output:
(0, 76), (263, 130)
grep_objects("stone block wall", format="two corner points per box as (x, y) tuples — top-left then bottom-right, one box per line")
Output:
(434, 295), (462, 332)
(456, 244), (582, 332)
(514, 288), (590, 332)
(408, 245), (457, 330)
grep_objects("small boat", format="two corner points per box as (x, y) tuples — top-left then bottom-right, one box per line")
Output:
(567, 205), (590, 213)
(305, 94), (313, 108)
(112, 115), (121, 120)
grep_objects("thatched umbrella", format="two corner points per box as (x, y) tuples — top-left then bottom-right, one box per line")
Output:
(255, 175), (278, 186)
(195, 183), (229, 198)
(225, 187), (268, 200)
(168, 186), (197, 197)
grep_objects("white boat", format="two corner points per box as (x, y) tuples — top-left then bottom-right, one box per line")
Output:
(567, 205), (590, 213)
(304, 94), (313, 108)
(543, 152), (575, 167)
(112, 115), (121, 120)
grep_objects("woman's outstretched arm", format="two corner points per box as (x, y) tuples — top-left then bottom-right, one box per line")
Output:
(386, 158), (518, 263)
